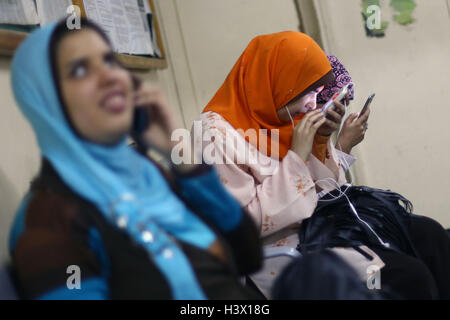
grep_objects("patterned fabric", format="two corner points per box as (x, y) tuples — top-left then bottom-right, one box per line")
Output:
(317, 54), (354, 104)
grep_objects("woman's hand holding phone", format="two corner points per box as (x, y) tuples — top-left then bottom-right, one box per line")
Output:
(132, 77), (198, 172)
(316, 94), (348, 136)
(133, 78), (182, 154)
(290, 110), (327, 162)
(133, 82), (181, 155)
(336, 108), (370, 154)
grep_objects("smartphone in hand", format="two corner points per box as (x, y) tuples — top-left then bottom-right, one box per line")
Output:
(359, 93), (375, 118)
(322, 83), (351, 114)
(130, 75), (151, 151)
(132, 108), (150, 136)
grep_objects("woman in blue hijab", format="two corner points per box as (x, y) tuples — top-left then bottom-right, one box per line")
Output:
(8, 19), (262, 300)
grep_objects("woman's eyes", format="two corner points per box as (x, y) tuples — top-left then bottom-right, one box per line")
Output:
(70, 64), (87, 78)
(104, 54), (119, 67)
(69, 55), (119, 78)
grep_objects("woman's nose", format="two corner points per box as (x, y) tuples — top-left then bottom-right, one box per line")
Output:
(98, 65), (119, 87)
(307, 98), (318, 111)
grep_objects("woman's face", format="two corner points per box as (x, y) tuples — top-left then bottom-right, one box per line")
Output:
(276, 86), (324, 123)
(56, 29), (134, 145)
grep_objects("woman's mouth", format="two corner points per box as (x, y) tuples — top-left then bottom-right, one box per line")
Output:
(304, 103), (317, 112)
(100, 90), (127, 113)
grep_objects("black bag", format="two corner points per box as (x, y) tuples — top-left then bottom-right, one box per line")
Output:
(297, 185), (421, 258)
(272, 250), (383, 300)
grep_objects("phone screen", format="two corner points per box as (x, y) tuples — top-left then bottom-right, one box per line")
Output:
(321, 83), (350, 113)
(130, 75), (150, 137)
(359, 93), (375, 118)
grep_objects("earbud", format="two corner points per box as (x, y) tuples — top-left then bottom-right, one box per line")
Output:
(285, 106), (295, 130)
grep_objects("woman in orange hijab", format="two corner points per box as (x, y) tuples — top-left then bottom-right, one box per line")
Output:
(195, 31), (375, 297)
(203, 31), (338, 160)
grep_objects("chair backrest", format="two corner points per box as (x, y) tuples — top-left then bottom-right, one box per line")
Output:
(0, 264), (19, 300)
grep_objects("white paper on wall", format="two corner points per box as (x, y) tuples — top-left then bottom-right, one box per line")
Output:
(82, 0), (154, 55)
(35, 0), (73, 26)
(0, 0), (40, 25)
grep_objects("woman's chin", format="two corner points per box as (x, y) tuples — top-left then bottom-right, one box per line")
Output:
(100, 131), (129, 146)
(90, 121), (133, 146)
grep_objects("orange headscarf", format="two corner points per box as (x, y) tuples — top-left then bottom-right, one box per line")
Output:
(203, 31), (333, 159)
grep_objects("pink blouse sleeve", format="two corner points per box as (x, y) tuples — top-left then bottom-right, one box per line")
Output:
(198, 112), (347, 237)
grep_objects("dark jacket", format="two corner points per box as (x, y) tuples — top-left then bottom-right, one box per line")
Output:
(9, 159), (262, 299)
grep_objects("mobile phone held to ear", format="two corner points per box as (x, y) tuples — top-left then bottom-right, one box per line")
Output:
(130, 75), (151, 150)
(321, 83), (351, 114)
(358, 93), (375, 118)
(132, 107), (150, 136)
(130, 107), (151, 154)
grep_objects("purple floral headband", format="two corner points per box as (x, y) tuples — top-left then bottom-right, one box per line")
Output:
(317, 54), (354, 104)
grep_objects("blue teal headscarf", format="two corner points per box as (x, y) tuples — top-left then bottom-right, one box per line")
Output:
(11, 22), (216, 299)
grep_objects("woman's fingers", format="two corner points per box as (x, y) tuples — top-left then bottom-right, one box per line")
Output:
(333, 100), (346, 116)
(303, 109), (322, 119)
(296, 111), (325, 137)
(305, 110), (325, 127)
(312, 117), (327, 130)
(133, 84), (182, 137)
(291, 110), (326, 162)
(295, 109), (320, 130)
(135, 91), (164, 110)
(324, 108), (342, 123)
(357, 107), (371, 124)
(344, 113), (359, 125)
(135, 85), (172, 118)
(323, 119), (339, 131)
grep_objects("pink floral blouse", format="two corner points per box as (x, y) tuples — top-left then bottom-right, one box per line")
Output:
(195, 111), (384, 298)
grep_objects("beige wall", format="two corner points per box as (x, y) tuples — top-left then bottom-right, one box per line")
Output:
(1, 0), (448, 261)
(0, 58), (40, 262)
